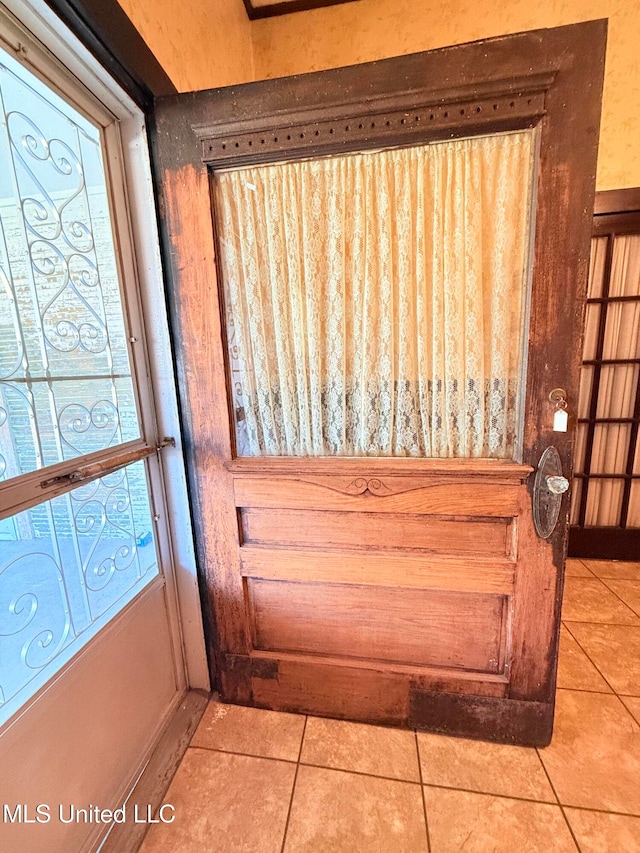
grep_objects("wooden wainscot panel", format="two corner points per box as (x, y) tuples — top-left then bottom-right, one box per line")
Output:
(233, 476), (522, 516)
(241, 508), (513, 556)
(246, 579), (508, 673)
(241, 547), (515, 595)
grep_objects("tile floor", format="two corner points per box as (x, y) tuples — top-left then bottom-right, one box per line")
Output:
(140, 559), (640, 852)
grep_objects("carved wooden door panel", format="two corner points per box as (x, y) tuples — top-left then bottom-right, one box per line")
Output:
(152, 21), (606, 745)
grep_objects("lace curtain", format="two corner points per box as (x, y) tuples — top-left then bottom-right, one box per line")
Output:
(214, 131), (535, 458)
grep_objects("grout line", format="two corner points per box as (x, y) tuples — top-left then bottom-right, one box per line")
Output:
(562, 570), (640, 623)
(189, 741), (640, 820)
(188, 744), (298, 764)
(297, 760), (421, 785)
(415, 732), (431, 853)
(535, 747), (582, 852)
(562, 625), (619, 695)
(564, 574), (640, 623)
(568, 558), (595, 577)
(552, 685), (613, 696)
(554, 685), (640, 784)
(558, 802), (640, 819)
(188, 740), (624, 810)
(279, 715), (308, 853)
(422, 781), (558, 807)
(597, 577), (640, 619)
(619, 697), (640, 728)
(190, 742), (490, 790)
(297, 715), (308, 763)
(562, 618), (640, 628)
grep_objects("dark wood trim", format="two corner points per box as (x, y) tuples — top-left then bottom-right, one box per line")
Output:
(621, 367), (640, 528)
(243, 0), (359, 20)
(197, 73), (554, 168)
(594, 187), (640, 216)
(99, 690), (209, 853)
(568, 527), (640, 561)
(574, 472), (640, 479)
(593, 211), (640, 236)
(410, 690), (554, 747)
(42, 0), (177, 111)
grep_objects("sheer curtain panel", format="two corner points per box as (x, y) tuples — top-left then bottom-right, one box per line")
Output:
(214, 131), (535, 458)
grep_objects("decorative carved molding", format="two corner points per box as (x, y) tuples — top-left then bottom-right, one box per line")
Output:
(195, 72), (555, 168)
(344, 477), (394, 497)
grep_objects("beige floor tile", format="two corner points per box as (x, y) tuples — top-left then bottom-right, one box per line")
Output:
(538, 690), (640, 813)
(567, 623), (640, 696)
(564, 808), (640, 852)
(190, 697), (305, 761)
(139, 748), (295, 853)
(284, 764), (427, 852)
(300, 716), (420, 781)
(561, 578), (640, 624)
(583, 560), (640, 581)
(602, 579), (640, 617)
(557, 626), (611, 693)
(565, 558), (594, 578)
(423, 787), (577, 852)
(416, 732), (554, 801)
(622, 696), (640, 725)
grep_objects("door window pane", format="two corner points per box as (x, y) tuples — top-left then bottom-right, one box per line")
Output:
(214, 130), (535, 458)
(0, 47), (139, 482)
(0, 460), (158, 726)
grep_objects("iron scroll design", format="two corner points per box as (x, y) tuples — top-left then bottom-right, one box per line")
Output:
(0, 464), (156, 716)
(0, 56), (139, 481)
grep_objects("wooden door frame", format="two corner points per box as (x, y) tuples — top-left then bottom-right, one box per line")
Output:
(151, 21), (606, 743)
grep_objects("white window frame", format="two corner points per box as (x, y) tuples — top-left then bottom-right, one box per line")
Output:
(0, 0), (209, 717)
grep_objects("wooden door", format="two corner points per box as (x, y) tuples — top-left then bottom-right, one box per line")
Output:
(152, 21), (606, 745)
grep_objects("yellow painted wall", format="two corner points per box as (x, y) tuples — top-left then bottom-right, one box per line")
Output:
(251, 0), (639, 191)
(116, 0), (254, 91)
(117, 0), (639, 190)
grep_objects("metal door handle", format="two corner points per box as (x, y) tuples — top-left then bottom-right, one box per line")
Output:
(533, 447), (569, 539)
(546, 475), (569, 495)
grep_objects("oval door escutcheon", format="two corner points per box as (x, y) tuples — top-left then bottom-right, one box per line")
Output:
(533, 446), (568, 539)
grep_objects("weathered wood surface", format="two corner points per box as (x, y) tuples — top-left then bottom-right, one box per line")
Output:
(151, 20), (606, 743)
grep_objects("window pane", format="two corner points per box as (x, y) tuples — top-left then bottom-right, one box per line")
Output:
(590, 423), (630, 475)
(574, 422), (587, 472)
(0, 460), (158, 726)
(603, 302), (640, 360)
(0, 47), (139, 482)
(569, 477), (582, 525)
(582, 304), (600, 360)
(584, 478), (624, 527)
(609, 235), (640, 298)
(577, 365), (593, 419)
(215, 130), (535, 458)
(596, 365), (638, 419)
(586, 237), (607, 298)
